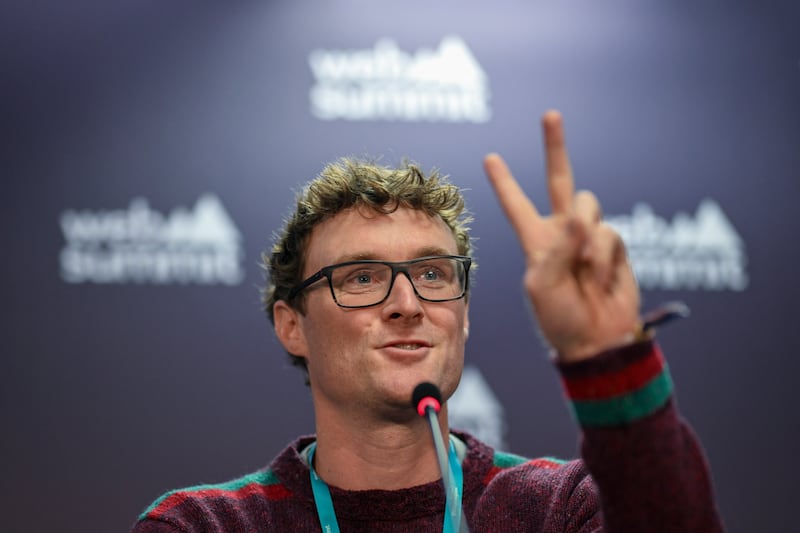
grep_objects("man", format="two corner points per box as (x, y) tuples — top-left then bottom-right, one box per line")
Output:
(132, 111), (723, 531)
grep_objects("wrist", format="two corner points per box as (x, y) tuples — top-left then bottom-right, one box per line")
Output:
(552, 328), (645, 363)
(550, 301), (689, 363)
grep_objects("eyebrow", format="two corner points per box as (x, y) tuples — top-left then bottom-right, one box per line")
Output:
(332, 247), (454, 264)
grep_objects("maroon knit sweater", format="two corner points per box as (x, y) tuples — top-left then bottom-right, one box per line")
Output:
(132, 341), (723, 532)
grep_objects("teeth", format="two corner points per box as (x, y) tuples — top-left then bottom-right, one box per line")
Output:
(394, 344), (421, 350)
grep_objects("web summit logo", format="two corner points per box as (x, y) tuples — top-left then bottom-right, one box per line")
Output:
(607, 199), (748, 291)
(59, 194), (244, 285)
(448, 365), (507, 450)
(308, 36), (491, 123)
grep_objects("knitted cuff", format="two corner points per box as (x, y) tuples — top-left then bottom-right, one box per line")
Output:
(556, 340), (673, 427)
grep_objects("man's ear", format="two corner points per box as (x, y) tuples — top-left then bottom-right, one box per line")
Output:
(273, 300), (309, 357)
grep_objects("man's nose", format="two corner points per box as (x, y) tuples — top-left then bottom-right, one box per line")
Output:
(381, 272), (424, 318)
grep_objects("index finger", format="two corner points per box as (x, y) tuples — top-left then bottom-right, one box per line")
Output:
(483, 152), (543, 254)
(543, 110), (576, 214)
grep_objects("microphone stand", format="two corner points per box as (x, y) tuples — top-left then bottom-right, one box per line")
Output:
(423, 406), (468, 532)
(415, 383), (470, 533)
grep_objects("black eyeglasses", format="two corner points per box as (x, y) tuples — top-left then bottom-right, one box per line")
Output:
(287, 255), (471, 309)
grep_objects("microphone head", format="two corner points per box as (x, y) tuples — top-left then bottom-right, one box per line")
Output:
(412, 382), (442, 416)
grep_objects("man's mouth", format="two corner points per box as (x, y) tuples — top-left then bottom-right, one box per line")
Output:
(392, 343), (424, 350)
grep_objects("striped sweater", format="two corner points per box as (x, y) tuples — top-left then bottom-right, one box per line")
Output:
(132, 340), (723, 532)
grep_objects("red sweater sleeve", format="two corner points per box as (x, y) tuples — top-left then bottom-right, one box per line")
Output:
(557, 340), (724, 532)
(130, 520), (183, 533)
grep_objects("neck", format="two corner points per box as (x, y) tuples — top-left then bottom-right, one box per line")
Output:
(311, 403), (450, 491)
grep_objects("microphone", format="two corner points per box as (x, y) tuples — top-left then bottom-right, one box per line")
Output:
(412, 382), (469, 533)
(413, 382), (443, 417)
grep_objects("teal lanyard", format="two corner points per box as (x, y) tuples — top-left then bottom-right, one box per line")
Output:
(307, 438), (464, 533)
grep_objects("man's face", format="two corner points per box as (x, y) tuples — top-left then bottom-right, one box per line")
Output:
(281, 206), (470, 418)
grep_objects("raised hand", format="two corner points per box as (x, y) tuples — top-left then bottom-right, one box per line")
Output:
(483, 110), (641, 362)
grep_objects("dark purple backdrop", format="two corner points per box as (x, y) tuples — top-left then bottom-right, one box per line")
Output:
(3, 1), (799, 532)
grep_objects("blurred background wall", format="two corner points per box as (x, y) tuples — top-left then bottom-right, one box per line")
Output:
(3, 1), (799, 531)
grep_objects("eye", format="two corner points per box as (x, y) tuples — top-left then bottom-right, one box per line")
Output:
(353, 272), (374, 285)
(412, 261), (452, 285)
(422, 269), (441, 281)
(333, 265), (388, 293)
(341, 269), (377, 286)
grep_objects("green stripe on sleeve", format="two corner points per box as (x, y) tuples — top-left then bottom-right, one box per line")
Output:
(571, 367), (674, 427)
(492, 450), (530, 468)
(140, 469), (280, 518)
